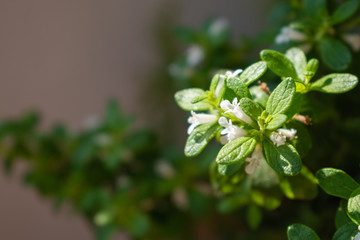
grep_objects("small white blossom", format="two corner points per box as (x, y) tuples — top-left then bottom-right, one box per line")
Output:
(187, 111), (217, 134)
(214, 69), (243, 97)
(270, 128), (297, 147)
(270, 132), (287, 147)
(220, 98), (252, 125)
(186, 44), (204, 67)
(224, 69), (243, 78)
(278, 128), (297, 140)
(343, 33), (360, 52)
(275, 26), (307, 44)
(208, 18), (229, 37)
(245, 144), (263, 174)
(355, 226), (360, 240)
(218, 117), (247, 143)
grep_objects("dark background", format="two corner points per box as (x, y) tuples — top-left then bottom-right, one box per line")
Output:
(0, 0), (267, 238)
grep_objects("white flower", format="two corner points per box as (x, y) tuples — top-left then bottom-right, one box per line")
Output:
(245, 144), (263, 174)
(223, 69), (243, 79)
(214, 69), (243, 97)
(270, 128), (297, 147)
(208, 18), (229, 37)
(355, 226), (360, 240)
(270, 132), (287, 147)
(187, 111), (217, 134)
(220, 98), (252, 125)
(343, 33), (360, 52)
(218, 117), (247, 143)
(186, 44), (204, 67)
(275, 26), (307, 44)
(278, 128), (297, 140)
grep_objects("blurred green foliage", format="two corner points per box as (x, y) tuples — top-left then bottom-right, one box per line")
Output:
(1, 0), (360, 239)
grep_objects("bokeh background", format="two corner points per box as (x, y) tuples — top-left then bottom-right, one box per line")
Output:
(0, 0), (268, 239)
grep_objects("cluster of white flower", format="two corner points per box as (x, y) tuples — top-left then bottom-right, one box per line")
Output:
(187, 69), (246, 135)
(270, 128), (297, 147)
(218, 117), (247, 144)
(220, 97), (252, 125)
(184, 67), (300, 175)
(275, 26), (307, 44)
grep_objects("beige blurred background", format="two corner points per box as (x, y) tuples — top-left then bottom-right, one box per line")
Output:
(0, 0), (267, 239)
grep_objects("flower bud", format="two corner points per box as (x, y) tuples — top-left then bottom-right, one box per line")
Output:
(305, 58), (319, 78)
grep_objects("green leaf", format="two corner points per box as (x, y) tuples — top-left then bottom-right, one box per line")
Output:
(331, 0), (359, 24)
(336, 200), (353, 229)
(217, 178), (250, 211)
(216, 137), (257, 165)
(222, 88), (238, 103)
(239, 61), (267, 86)
(250, 189), (282, 210)
(319, 37), (352, 71)
(310, 73), (358, 94)
(103, 100), (129, 129)
(333, 222), (359, 240)
(287, 224), (320, 240)
(266, 78), (296, 115)
(185, 122), (220, 157)
(316, 168), (359, 199)
(266, 114), (287, 130)
(174, 88), (212, 111)
(239, 97), (263, 123)
(304, 0), (326, 18)
(218, 162), (242, 176)
(249, 86), (269, 109)
(260, 50), (298, 79)
(226, 77), (251, 99)
(247, 204), (262, 230)
(264, 140), (301, 176)
(127, 213), (150, 237)
(279, 166), (318, 200)
(287, 120), (312, 157)
(210, 74), (221, 93)
(286, 48), (307, 82)
(284, 92), (303, 119)
(348, 186), (360, 225)
(96, 225), (116, 240)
